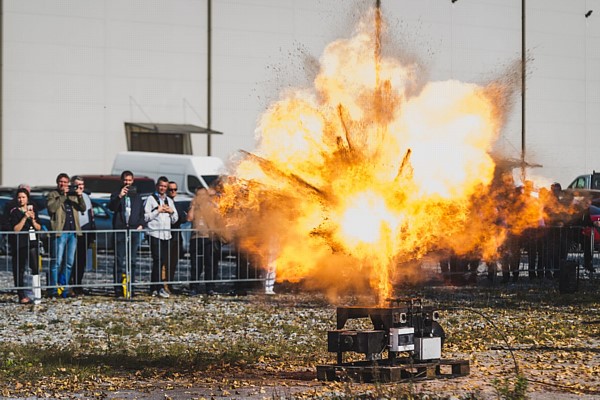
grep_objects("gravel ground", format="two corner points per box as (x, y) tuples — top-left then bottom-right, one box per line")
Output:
(0, 283), (599, 399)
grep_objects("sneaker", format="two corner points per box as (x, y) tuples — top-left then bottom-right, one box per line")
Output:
(151, 290), (158, 297)
(158, 288), (170, 298)
(189, 285), (200, 296)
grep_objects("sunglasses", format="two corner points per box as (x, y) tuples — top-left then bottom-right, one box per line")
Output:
(167, 188), (177, 192)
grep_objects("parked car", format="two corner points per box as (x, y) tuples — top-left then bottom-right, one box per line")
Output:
(28, 190), (50, 210)
(566, 172), (600, 202)
(581, 204), (600, 249)
(90, 199), (116, 250)
(78, 175), (156, 197)
(0, 195), (13, 254)
(0, 187), (17, 198)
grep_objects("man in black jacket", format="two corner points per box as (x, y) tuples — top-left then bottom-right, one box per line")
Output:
(108, 170), (145, 297)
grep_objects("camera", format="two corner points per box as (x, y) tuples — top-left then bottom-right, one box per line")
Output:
(67, 184), (78, 195)
(126, 185), (137, 196)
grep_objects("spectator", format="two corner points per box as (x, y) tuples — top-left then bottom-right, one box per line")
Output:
(571, 195), (594, 273)
(108, 170), (145, 298)
(519, 181), (546, 280)
(187, 187), (223, 295)
(166, 181), (187, 294)
(70, 176), (96, 296)
(2, 184), (30, 231)
(539, 184), (566, 279)
(501, 186), (525, 283)
(144, 176), (178, 298)
(501, 233), (521, 283)
(9, 188), (42, 304)
(47, 173), (86, 298)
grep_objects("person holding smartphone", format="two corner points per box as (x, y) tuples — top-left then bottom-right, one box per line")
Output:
(108, 170), (145, 298)
(9, 188), (42, 304)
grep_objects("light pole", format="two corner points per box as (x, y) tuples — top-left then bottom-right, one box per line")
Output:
(207, 0), (212, 156)
(521, 0), (526, 174)
(584, 6), (592, 170)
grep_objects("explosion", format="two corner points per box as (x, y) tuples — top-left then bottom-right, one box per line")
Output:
(216, 7), (565, 302)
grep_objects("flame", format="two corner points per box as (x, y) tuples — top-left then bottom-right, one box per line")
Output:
(337, 191), (399, 246)
(216, 8), (573, 303)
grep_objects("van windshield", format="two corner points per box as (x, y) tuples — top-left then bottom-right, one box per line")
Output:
(187, 175), (220, 192)
(202, 175), (220, 188)
(187, 175), (202, 192)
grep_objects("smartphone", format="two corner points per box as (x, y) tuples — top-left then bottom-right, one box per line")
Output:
(27, 205), (33, 212)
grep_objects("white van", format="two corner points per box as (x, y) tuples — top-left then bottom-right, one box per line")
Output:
(111, 151), (226, 196)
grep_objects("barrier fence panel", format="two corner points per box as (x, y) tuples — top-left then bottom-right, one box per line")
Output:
(0, 228), (267, 300)
(437, 225), (598, 284)
(126, 228), (265, 297)
(2, 225), (596, 299)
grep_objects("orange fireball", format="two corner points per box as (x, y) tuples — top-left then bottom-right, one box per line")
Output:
(217, 7), (557, 303)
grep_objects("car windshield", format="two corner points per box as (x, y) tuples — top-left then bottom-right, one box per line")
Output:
(133, 180), (156, 194)
(84, 179), (121, 193)
(29, 195), (48, 210)
(0, 197), (11, 217)
(84, 178), (155, 194)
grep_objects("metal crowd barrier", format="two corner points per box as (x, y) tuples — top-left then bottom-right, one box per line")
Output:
(1, 225), (596, 300)
(438, 225), (598, 286)
(0, 228), (266, 299)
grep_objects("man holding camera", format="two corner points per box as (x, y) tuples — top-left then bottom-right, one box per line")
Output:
(109, 170), (145, 298)
(47, 172), (87, 298)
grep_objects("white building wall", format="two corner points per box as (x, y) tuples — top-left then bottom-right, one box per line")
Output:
(2, 0), (599, 187)
(3, 0), (208, 185)
(526, 0), (599, 186)
(208, 0), (350, 163)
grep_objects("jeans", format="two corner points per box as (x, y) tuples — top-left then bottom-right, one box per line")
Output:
(114, 230), (142, 294)
(49, 232), (77, 297)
